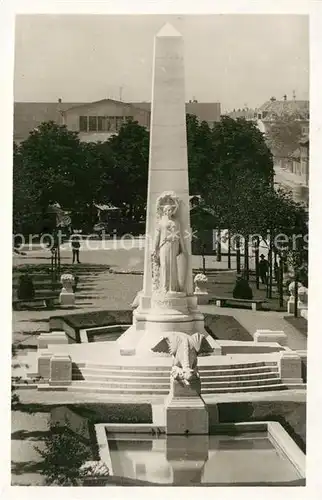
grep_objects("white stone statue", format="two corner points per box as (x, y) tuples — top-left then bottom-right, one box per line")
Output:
(60, 273), (75, 293)
(152, 332), (213, 387)
(288, 281), (304, 298)
(194, 273), (208, 295)
(151, 191), (187, 293)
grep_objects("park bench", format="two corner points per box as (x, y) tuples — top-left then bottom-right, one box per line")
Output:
(211, 296), (267, 311)
(12, 294), (60, 311)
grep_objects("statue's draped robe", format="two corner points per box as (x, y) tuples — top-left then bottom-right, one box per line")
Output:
(156, 216), (181, 292)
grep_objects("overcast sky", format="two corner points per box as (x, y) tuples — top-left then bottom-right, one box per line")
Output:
(14, 14), (309, 112)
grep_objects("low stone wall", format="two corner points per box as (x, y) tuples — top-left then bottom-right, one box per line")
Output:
(210, 400), (306, 453)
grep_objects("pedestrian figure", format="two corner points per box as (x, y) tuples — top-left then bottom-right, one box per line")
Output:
(259, 254), (269, 285)
(71, 232), (81, 264)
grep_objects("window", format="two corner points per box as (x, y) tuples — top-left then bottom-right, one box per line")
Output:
(107, 116), (115, 131)
(79, 116), (88, 132)
(89, 116), (97, 132)
(97, 116), (105, 132)
(115, 116), (123, 131)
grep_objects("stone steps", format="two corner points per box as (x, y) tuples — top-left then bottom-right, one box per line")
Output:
(67, 360), (283, 394)
(70, 376), (282, 390)
(74, 360), (277, 372)
(72, 371), (280, 384)
(72, 365), (278, 379)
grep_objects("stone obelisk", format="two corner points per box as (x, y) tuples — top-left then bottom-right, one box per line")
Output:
(143, 22), (193, 297)
(118, 23), (216, 356)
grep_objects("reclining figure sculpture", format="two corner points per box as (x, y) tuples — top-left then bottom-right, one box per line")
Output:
(152, 332), (213, 387)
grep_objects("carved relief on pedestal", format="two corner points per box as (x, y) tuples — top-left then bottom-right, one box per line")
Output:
(151, 191), (188, 297)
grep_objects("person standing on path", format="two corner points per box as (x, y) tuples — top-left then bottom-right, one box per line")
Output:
(258, 254), (269, 285)
(71, 232), (81, 264)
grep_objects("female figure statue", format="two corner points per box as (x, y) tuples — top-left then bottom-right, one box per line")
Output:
(151, 192), (186, 293)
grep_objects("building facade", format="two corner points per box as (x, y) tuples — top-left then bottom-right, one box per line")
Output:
(255, 97), (309, 207)
(62, 99), (150, 143)
(14, 98), (221, 143)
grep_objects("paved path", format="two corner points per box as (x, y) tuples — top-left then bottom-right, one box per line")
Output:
(11, 411), (48, 486)
(15, 388), (306, 407)
(13, 245), (247, 271)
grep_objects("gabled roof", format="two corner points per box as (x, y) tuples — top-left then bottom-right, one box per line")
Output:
(258, 100), (309, 120)
(62, 98), (145, 113)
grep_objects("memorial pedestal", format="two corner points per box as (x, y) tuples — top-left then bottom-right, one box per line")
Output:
(165, 378), (209, 435)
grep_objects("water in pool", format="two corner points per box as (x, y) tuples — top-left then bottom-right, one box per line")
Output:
(107, 432), (302, 485)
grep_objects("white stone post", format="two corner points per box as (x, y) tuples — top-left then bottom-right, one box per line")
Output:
(254, 329), (288, 347)
(279, 351), (303, 384)
(49, 354), (72, 386)
(59, 273), (75, 308)
(37, 352), (53, 381)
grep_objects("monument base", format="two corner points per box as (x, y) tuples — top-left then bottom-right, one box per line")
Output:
(59, 292), (75, 308)
(165, 378), (209, 435)
(117, 292), (221, 356)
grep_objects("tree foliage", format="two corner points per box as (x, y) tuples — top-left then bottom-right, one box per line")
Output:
(191, 116), (274, 233)
(13, 112), (307, 262)
(107, 119), (149, 221)
(35, 423), (91, 486)
(18, 121), (83, 210)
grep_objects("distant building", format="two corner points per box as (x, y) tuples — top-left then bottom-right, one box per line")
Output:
(226, 108), (257, 121)
(14, 98), (221, 143)
(273, 135), (309, 208)
(131, 100), (221, 129)
(62, 99), (150, 143)
(255, 97), (309, 207)
(256, 96), (309, 137)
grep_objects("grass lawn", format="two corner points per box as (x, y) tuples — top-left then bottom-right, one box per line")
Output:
(204, 314), (252, 341)
(206, 272), (286, 312)
(50, 308), (252, 344)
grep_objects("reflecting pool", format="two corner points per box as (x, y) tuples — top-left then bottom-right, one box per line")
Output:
(107, 432), (303, 485)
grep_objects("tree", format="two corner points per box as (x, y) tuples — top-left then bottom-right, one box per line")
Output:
(13, 141), (40, 234)
(194, 116), (274, 276)
(187, 114), (216, 197)
(201, 116), (274, 226)
(256, 185), (308, 300)
(35, 423), (91, 486)
(72, 140), (115, 228)
(17, 121), (84, 218)
(265, 111), (304, 161)
(107, 119), (149, 222)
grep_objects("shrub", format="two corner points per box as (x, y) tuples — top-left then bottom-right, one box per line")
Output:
(35, 422), (91, 486)
(17, 274), (35, 300)
(233, 276), (253, 300)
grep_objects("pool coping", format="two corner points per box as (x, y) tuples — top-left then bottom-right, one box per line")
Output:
(94, 420), (306, 482)
(80, 324), (131, 343)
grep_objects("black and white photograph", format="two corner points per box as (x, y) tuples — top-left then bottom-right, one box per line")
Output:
(3, 1), (320, 491)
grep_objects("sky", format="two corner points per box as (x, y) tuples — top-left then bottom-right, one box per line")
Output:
(14, 14), (309, 112)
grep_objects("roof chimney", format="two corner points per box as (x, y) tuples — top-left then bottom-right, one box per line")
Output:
(58, 98), (62, 103)
(283, 94), (287, 101)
